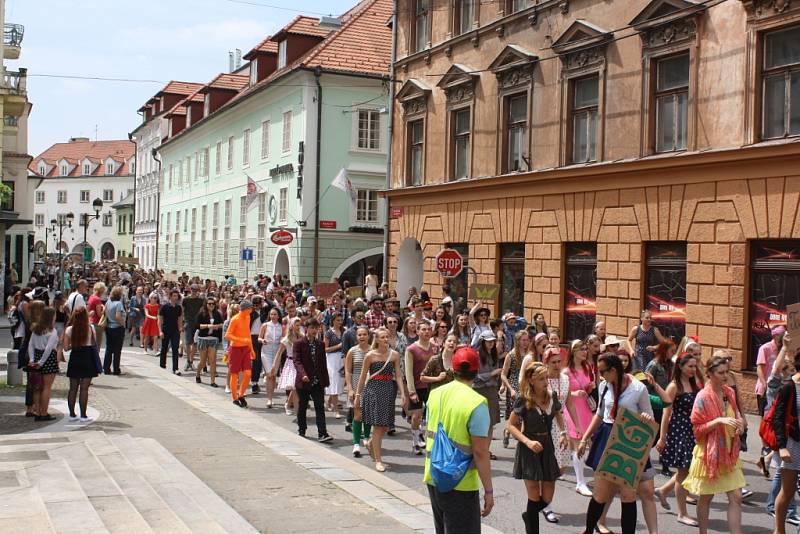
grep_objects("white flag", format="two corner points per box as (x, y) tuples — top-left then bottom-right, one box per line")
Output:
(331, 168), (356, 204)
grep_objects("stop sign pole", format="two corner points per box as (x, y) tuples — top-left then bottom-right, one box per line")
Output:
(435, 248), (464, 278)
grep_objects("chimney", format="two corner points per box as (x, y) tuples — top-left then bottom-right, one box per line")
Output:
(235, 49), (242, 69)
(319, 16), (342, 29)
(69, 137), (90, 143)
(229, 51), (234, 73)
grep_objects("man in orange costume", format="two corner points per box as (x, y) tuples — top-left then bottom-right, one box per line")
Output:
(225, 299), (254, 407)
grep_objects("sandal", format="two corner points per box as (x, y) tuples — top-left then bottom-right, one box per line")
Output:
(542, 509), (559, 523)
(655, 488), (671, 511)
(677, 517), (699, 527)
(365, 439), (374, 459)
(595, 527), (615, 534)
(686, 496), (697, 506)
(489, 452), (498, 460)
(375, 462), (386, 472)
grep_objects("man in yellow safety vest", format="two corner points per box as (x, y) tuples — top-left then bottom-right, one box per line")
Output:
(424, 346), (494, 533)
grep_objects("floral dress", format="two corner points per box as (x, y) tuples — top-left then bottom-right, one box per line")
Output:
(548, 374), (571, 468)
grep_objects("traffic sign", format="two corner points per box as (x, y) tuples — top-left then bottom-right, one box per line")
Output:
(240, 248), (254, 261)
(435, 248), (463, 278)
(271, 229), (293, 246)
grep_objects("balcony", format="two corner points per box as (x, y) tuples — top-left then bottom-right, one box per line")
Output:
(1, 68), (27, 116)
(3, 23), (23, 60)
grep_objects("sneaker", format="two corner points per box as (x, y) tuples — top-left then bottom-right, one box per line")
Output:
(352, 444), (361, 457)
(79, 416), (93, 423)
(225, 385), (231, 393)
(344, 424), (352, 432)
(232, 399), (242, 407)
(68, 415), (80, 422)
(787, 514), (800, 526)
(196, 376), (202, 384)
(298, 430), (306, 437)
(251, 384), (260, 394)
(741, 488), (754, 500)
(210, 382), (218, 388)
(318, 434), (333, 443)
(173, 370), (182, 376)
(238, 397), (248, 408)
(576, 484), (593, 497)
(414, 445), (423, 456)
(285, 407), (294, 416)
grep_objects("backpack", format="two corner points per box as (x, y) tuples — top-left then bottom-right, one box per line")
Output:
(760, 385), (796, 451)
(429, 422), (473, 493)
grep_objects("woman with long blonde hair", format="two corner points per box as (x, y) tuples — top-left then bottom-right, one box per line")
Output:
(273, 317), (302, 416)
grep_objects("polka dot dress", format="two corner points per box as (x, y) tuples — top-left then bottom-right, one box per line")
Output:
(661, 391), (697, 469)
(548, 375), (571, 469)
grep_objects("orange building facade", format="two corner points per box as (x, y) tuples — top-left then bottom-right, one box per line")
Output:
(385, 0), (800, 410)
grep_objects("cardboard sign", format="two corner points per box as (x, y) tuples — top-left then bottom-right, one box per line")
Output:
(595, 408), (659, 491)
(313, 282), (340, 299)
(346, 286), (363, 299)
(468, 283), (500, 301)
(164, 272), (179, 283)
(787, 302), (800, 354)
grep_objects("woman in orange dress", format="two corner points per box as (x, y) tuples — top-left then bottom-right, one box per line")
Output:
(141, 294), (161, 354)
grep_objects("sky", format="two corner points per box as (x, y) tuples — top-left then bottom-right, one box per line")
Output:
(9, 0), (355, 156)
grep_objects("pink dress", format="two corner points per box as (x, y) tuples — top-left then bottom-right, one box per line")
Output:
(563, 366), (595, 440)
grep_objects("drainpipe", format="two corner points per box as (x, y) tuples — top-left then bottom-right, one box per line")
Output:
(313, 66), (323, 283)
(152, 148), (162, 270)
(383, 0), (398, 284)
(128, 131), (138, 259)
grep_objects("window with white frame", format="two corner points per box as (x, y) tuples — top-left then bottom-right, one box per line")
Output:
(80, 190), (90, 203)
(83, 163), (91, 175)
(278, 40), (287, 69)
(223, 227), (230, 268)
(60, 164), (68, 176)
(183, 208), (188, 232)
(35, 190), (44, 204)
(178, 162), (183, 185)
(203, 147), (210, 177)
(257, 224), (266, 269)
(106, 162), (114, 175)
(228, 136), (235, 169)
(103, 189), (113, 202)
(194, 152), (199, 180)
(242, 129), (250, 167)
(213, 201), (219, 228)
(102, 213), (112, 226)
(57, 214), (68, 227)
(169, 164), (174, 188)
(279, 188), (287, 222)
(211, 228), (218, 266)
(192, 207), (197, 231)
(35, 213), (44, 226)
(176, 210), (181, 232)
(250, 58), (258, 85)
(57, 190), (67, 204)
(258, 193), (266, 222)
(356, 189), (379, 223)
(240, 196), (247, 224)
(201, 205), (208, 229)
(357, 109), (381, 150)
(282, 111), (292, 152)
(215, 142), (222, 175)
(38, 163), (46, 175)
(224, 198), (231, 226)
(261, 120), (270, 159)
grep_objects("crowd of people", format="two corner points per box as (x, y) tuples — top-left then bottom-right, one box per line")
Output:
(7, 258), (800, 534)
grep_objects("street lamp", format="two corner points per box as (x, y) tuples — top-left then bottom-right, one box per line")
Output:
(51, 212), (74, 290)
(80, 198), (103, 276)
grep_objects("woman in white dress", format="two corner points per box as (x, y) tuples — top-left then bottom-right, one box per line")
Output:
(364, 265), (379, 302)
(273, 317), (301, 416)
(324, 313), (345, 418)
(258, 308), (283, 409)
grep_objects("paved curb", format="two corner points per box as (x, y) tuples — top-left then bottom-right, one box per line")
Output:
(122, 350), (504, 534)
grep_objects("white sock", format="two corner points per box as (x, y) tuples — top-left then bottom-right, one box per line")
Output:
(573, 451), (586, 487)
(411, 428), (419, 446)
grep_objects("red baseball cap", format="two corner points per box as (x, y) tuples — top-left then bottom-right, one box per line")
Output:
(452, 347), (480, 373)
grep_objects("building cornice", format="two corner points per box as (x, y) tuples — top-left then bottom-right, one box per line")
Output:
(383, 140), (800, 203)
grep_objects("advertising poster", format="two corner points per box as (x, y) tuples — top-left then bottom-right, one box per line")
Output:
(596, 408), (659, 491)
(749, 242), (800, 367)
(565, 243), (597, 341)
(645, 243), (686, 343)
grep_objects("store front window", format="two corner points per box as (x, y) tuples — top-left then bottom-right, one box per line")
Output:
(499, 243), (525, 316)
(645, 242), (687, 343)
(564, 243), (597, 341)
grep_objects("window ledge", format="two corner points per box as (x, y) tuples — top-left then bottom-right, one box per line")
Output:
(349, 148), (386, 157)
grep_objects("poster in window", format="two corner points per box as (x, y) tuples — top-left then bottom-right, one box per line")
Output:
(565, 243), (597, 341)
(749, 242), (800, 368)
(446, 243), (469, 315)
(645, 243), (686, 343)
(499, 244), (525, 317)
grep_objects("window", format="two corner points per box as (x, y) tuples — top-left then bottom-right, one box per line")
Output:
(748, 241), (800, 368)
(357, 109), (381, 150)
(185, 156), (191, 182)
(201, 205), (208, 229)
(60, 164), (68, 176)
(35, 190), (44, 204)
(279, 188), (288, 222)
(257, 193), (266, 222)
(762, 26), (800, 139)
(215, 142), (222, 175)
(35, 213), (44, 227)
(240, 196), (247, 225)
(242, 129), (250, 167)
(505, 93), (527, 172)
(203, 94), (211, 117)
(80, 190), (90, 203)
(38, 164), (46, 175)
(212, 229), (218, 267)
(499, 243), (525, 316)
(508, 0), (527, 13)
(454, 0), (475, 36)
(178, 162), (183, 184)
(408, 119), (424, 186)
(564, 243), (597, 341)
(202, 147), (210, 177)
(446, 243), (469, 315)
(128, 214), (133, 234)
(57, 214), (68, 227)
(57, 190), (67, 204)
(175, 210), (181, 232)
(278, 40), (287, 69)
(106, 162), (114, 175)
(257, 225), (265, 269)
(103, 189), (114, 202)
(183, 208), (188, 232)
(102, 213), (112, 227)
(83, 163), (91, 175)
(249, 58), (258, 85)
(451, 108), (471, 180)
(224, 199), (232, 226)
(174, 235), (179, 263)
(223, 227), (231, 268)
(227, 136), (234, 169)
(282, 111), (292, 152)
(118, 215), (124, 234)
(239, 226), (246, 268)
(168, 164), (174, 188)
(654, 54), (689, 152)
(571, 75), (599, 163)
(194, 152), (199, 181)
(356, 189), (378, 223)
(412, 0), (429, 53)
(261, 120), (270, 159)
(645, 242), (687, 345)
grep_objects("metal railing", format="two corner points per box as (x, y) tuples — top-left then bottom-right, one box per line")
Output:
(4, 116), (18, 126)
(4, 24), (23, 47)
(3, 69), (26, 94)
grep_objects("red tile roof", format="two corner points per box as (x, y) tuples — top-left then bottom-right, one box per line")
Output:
(244, 35), (278, 60)
(274, 15), (332, 39)
(138, 80), (203, 112)
(201, 73), (249, 92)
(30, 140), (135, 177)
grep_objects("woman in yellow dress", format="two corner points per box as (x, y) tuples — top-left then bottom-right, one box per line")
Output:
(683, 354), (746, 534)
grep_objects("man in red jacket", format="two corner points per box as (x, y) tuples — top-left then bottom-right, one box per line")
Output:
(293, 318), (333, 442)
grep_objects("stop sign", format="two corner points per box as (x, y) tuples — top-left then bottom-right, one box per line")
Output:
(435, 248), (463, 278)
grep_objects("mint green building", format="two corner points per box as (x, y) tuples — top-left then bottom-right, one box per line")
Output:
(153, 2), (390, 285)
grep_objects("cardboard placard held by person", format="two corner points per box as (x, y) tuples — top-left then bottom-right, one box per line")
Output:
(313, 282), (340, 300)
(468, 283), (500, 301)
(346, 286), (363, 299)
(787, 303), (800, 354)
(595, 407), (659, 491)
